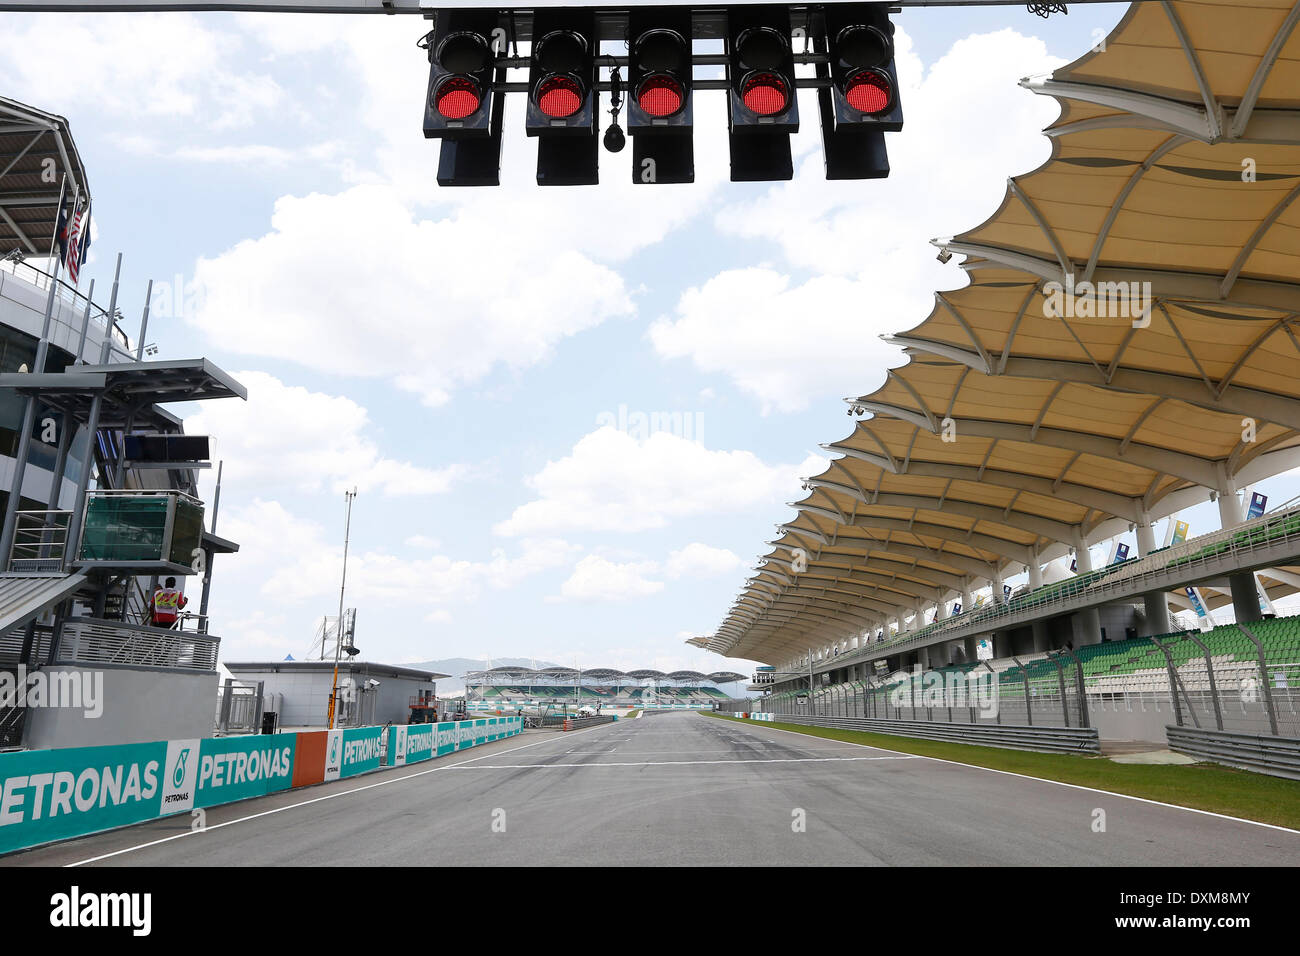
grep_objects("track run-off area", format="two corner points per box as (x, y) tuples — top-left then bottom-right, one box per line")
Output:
(7, 712), (1297, 867)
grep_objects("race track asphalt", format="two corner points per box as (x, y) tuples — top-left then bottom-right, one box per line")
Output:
(9, 711), (1298, 866)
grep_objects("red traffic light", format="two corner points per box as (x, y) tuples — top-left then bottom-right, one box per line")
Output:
(434, 77), (483, 120)
(741, 72), (790, 116)
(636, 74), (685, 118)
(844, 70), (892, 115)
(536, 76), (583, 118)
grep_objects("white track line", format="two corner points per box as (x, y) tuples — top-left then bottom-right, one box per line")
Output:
(446, 755), (918, 769)
(704, 714), (1300, 835)
(63, 723), (620, 867)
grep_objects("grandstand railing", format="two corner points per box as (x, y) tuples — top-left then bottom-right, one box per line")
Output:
(808, 504), (1300, 674)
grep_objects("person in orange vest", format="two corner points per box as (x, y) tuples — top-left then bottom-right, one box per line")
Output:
(151, 577), (188, 629)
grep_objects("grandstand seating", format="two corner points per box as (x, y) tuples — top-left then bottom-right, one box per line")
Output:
(758, 618), (1300, 716)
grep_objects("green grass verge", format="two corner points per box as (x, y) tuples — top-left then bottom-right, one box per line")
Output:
(626, 709), (641, 718)
(701, 712), (1300, 830)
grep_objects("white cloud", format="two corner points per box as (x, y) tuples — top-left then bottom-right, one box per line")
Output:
(651, 28), (1066, 411)
(553, 555), (664, 603)
(216, 498), (578, 609)
(494, 426), (824, 536)
(188, 186), (635, 406)
(664, 543), (746, 580)
(0, 14), (284, 129)
(650, 268), (907, 413)
(183, 370), (465, 497)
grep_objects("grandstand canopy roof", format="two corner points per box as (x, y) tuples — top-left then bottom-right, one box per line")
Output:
(0, 96), (90, 257)
(701, 0), (1300, 666)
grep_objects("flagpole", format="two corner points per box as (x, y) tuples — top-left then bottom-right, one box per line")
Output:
(45, 173), (67, 268)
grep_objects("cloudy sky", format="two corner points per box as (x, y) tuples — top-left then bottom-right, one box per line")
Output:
(1, 3), (1144, 673)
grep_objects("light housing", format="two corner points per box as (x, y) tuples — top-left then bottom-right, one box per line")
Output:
(526, 10), (599, 185)
(628, 8), (694, 184)
(423, 15), (498, 139)
(725, 6), (797, 182)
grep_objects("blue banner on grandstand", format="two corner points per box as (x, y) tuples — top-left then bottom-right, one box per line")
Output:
(1248, 492), (1267, 520)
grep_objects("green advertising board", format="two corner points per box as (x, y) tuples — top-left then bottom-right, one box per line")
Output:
(193, 734), (296, 809)
(0, 740), (167, 855)
(339, 726), (384, 778)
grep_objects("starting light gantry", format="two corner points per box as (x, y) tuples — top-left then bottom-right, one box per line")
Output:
(0, 0), (1099, 187)
(422, 4), (906, 186)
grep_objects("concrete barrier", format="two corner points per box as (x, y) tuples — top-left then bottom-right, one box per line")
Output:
(0, 716), (524, 856)
(733, 714), (1100, 754)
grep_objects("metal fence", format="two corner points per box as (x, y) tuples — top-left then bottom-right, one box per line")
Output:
(763, 657), (1090, 730)
(215, 678), (264, 735)
(60, 617), (220, 671)
(761, 626), (1300, 739)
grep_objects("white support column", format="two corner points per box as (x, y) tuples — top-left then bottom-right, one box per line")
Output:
(1028, 552), (1043, 590)
(1072, 527), (1102, 644)
(1135, 512), (1170, 635)
(1072, 529), (1094, 573)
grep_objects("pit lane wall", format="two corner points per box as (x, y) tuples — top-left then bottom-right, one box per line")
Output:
(0, 717), (522, 855)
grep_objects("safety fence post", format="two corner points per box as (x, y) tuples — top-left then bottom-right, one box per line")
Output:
(1182, 631), (1224, 731)
(1237, 623), (1279, 736)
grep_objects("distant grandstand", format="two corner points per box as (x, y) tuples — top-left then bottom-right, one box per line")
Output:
(464, 667), (747, 709)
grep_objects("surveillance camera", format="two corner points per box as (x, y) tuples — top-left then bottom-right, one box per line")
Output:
(366, 679), (380, 688)
(936, 248), (952, 265)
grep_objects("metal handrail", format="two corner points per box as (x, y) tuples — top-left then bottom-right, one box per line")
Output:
(0, 257), (132, 352)
(59, 617), (219, 671)
(6, 510), (73, 572)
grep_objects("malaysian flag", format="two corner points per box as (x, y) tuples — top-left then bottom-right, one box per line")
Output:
(56, 200), (90, 283)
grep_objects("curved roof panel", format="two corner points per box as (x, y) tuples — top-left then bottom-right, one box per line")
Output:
(700, 0), (1300, 666)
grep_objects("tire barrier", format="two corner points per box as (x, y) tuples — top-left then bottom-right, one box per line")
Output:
(0, 716), (523, 856)
(1166, 725), (1300, 780)
(737, 713), (1100, 754)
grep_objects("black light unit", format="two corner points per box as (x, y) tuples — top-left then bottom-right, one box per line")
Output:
(726, 6), (800, 135)
(527, 9), (599, 185)
(627, 8), (694, 184)
(424, 10), (505, 186)
(825, 3), (904, 133)
(423, 10), (500, 139)
(726, 6), (798, 182)
(437, 69), (506, 187)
